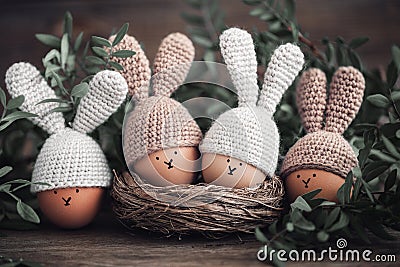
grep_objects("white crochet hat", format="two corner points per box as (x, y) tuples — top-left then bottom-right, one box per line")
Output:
(5, 62), (128, 193)
(200, 28), (304, 177)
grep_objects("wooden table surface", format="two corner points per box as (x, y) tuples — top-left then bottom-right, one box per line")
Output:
(1, 209), (400, 267)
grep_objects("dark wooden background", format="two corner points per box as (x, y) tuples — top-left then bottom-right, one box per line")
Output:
(0, 0), (400, 85)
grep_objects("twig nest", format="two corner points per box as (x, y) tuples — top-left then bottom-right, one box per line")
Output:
(111, 171), (284, 238)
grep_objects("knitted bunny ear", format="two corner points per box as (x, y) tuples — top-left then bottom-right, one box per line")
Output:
(5, 62), (65, 134)
(72, 70), (128, 134)
(325, 66), (365, 134)
(109, 34), (151, 102)
(152, 32), (195, 97)
(296, 68), (327, 133)
(220, 28), (259, 107)
(258, 43), (304, 115)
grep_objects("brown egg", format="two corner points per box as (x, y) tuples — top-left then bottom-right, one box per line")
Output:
(202, 153), (266, 188)
(285, 169), (346, 202)
(37, 187), (104, 229)
(133, 146), (200, 186)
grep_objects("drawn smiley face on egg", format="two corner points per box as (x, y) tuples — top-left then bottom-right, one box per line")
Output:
(37, 187), (104, 229)
(202, 154), (265, 188)
(133, 147), (200, 186)
(285, 169), (346, 202)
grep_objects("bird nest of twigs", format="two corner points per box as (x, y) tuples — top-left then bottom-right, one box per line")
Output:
(111, 171), (284, 238)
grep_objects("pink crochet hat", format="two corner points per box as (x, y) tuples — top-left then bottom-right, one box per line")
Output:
(281, 67), (365, 178)
(111, 33), (202, 167)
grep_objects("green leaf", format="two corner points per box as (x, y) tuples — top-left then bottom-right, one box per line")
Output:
(6, 95), (24, 110)
(360, 178), (375, 203)
(16, 199), (40, 223)
(391, 91), (400, 102)
(255, 227), (269, 243)
(109, 61), (124, 71)
(192, 35), (213, 48)
(370, 149), (397, 163)
(2, 111), (37, 123)
(0, 88), (6, 108)
(250, 8), (264, 16)
(0, 184), (11, 192)
(387, 61), (398, 88)
(0, 166), (12, 177)
(50, 71), (67, 94)
(74, 31), (84, 52)
(324, 207), (340, 230)
(291, 209), (315, 231)
(43, 49), (61, 64)
(49, 106), (73, 114)
(326, 211), (349, 232)
(365, 165), (388, 182)
(63, 11), (73, 38)
(286, 222), (294, 232)
(112, 23), (129, 46)
(301, 188), (322, 200)
(337, 171), (353, 204)
(259, 13), (275, 21)
(36, 98), (69, 105)
(317, 230), (329, 242)
(112, 50), (136, 58)
(91, 36), (111, 47)
(349, 37), (369, 49)
(367, 94), (390, 108)
(35, 34), (61, 48)
(86, 56), (106, 65)
(61, 33), (69, 69)
(71, 83), (89, 98)
(396, 129), (400, 139)
(384, 169), (397, 191)
(290, 196), (312, 212)
(92, 47), (108, 57)
(0, 121), (13, 132)
(290, 21), (299, 42)
(381, 135), (400, 159)
(284, 0), (295, 20)
(392, 45), (400, 71)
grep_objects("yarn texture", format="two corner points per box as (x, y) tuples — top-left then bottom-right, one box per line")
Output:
(200, 28), (304, 177)
(120, 32), (202, 166)
(5, 62), (128, 193)
(281, 66), (365, 178)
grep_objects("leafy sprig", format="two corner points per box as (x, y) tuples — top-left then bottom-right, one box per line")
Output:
(0, 87), (46, 228)
(35, 12), (135, 124)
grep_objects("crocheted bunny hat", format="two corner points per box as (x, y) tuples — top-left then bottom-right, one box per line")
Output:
(114, 33), (202, 167)
(5, 63), (128, 193)
(281, 67), (365, 178)
(199, 28), (304, 177)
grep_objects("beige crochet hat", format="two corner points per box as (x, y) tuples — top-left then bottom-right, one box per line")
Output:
(113, 33), (202, 167)
(281, 67), (365, 178)
(200, 28), (304, 177)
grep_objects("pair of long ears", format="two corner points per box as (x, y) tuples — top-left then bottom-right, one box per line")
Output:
(219, 28), (304, 116)
(110, 32), (195, 102)
(297, 67), (365, 134)
(5, 62), (127, 135)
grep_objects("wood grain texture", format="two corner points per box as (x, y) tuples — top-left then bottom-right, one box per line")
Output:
(1, 210), (399, 266)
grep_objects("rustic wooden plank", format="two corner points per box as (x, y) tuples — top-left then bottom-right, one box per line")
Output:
(1, 209), (399, 266)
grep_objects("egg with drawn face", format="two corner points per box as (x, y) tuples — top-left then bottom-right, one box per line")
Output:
(133, 147), (200, 186)
(202, 154), (265, 188)
(37, 187), (104, 229)
(285, 169), (346, 202)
